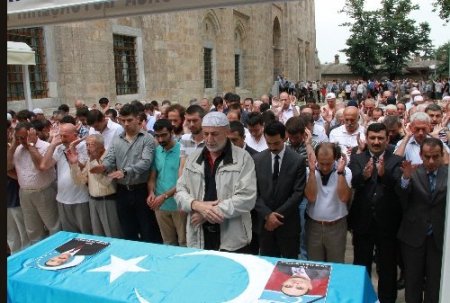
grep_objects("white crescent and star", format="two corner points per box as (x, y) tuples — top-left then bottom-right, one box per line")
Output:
(88, 255), (149, 283)
(89, 251), (274, 303)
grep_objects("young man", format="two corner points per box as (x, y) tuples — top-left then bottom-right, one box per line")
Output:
(147, 119), (186, 246)
(90, 103), (162, 243)
(254, 121), (306, 259)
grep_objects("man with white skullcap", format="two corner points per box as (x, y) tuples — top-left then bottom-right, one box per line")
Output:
(175, 111), (257, 253)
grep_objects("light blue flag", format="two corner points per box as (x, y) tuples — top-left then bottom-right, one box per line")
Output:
(8, 232), (378, 303)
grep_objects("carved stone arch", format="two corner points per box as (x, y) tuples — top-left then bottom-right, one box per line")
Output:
(234, 21), (246, 42)
(272, 16), (282, 48)
(201, 10), (221, 38)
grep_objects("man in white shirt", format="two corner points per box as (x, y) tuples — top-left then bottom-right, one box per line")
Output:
(40, 123), (92, 234)
(245, 112), (268, 152)
(304, 143), (352, 263)
(329, 106), (366, 158)
(279, 92), (298, 125)
(7, 122), (60, 244)
(394, 112), (449, 165)
(87, 109), (123, 150)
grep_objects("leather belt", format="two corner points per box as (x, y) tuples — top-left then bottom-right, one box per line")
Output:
(307, 215), (346, 226)
(90, 193), (116, 201)
(117, 183), (147, 191)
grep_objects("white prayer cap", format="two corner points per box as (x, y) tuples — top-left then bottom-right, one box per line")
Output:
(410, 89), (421, 96)
(33, 108), (44, 114)
(414, 95), (424, 103)
(442, 96), (450, 102)
(202, 111), (229, 127)
(7, 113), (12, 121)
(326, 92), (336, 100)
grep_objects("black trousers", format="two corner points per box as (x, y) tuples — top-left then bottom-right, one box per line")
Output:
(259, 228), (299, 259)
(116, 186), (162, 244)
(353, 229), (398, 303)
(402, 235), (442, 303)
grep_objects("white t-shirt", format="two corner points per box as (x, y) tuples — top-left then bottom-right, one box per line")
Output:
(306, 166), (352, 221)
(53, 142), (89, 204)
(89, 119), (123, 150)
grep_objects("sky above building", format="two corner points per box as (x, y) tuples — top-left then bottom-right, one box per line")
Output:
(315, 0), (450, 64)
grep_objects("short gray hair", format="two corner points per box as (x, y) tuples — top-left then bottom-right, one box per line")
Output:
(87, 134), (105, 146)
(410, 112), (430, 124)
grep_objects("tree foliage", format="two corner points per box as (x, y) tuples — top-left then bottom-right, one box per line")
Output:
(433, 0), (450, 23)
(434, 41), (450, 77)
(340, 0), (433, 79)
(340, 0), (381, 80)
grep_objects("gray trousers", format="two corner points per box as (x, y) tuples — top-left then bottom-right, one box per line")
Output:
(89, 197), (123, 238)
(7, 207), (30, 254)
(57, 201), (92, 234)
(19, 184), (61, 244)
(305, 216), (347, 263)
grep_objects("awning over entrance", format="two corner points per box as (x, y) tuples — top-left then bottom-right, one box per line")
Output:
(7, 41), (36, 66)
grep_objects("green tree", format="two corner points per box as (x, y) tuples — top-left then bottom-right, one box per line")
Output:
(340, 0), (381, 80)
(433, 0), (450, 23)
(340, 0), (433, 79)
(434, 41), (450, 77)
(378, 0), (433, 79)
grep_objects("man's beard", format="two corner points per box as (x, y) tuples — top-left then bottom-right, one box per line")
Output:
(206, 140), (227, 153)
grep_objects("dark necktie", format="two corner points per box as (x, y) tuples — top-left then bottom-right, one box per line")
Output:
(273, 154), (280, 181)
(372, 156), (378, 179)
(428, 172), (436, 194)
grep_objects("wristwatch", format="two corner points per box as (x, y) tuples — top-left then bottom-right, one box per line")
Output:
(337, 171), (345, 176)
(163, 193), (169, 200)
(121, 169), (127, 177)
(28, 142), (35, 147)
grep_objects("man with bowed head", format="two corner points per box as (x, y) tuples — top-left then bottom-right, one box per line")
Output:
(175, 111), (256, 253)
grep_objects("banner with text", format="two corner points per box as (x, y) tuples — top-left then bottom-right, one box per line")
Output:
(7, 0), (295, 29)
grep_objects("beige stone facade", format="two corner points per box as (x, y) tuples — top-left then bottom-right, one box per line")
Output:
(8, 1), (318, 111)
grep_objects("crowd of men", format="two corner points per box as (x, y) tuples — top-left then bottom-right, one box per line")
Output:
(284, 78), (450, 105)
(7, 81), (450, 302)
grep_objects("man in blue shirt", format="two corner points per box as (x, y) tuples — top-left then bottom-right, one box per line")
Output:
(147, 119), (186, 246)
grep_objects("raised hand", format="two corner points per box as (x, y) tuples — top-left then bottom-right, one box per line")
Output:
(356, 133), (366, 152)
(400, 160), (417, 179)
(363, 158), (374, 180)
(26, 128), (38, 147)
(337, 154), (347, 173)
(376, 155), (385, 177)
(65, 147), (79, 165)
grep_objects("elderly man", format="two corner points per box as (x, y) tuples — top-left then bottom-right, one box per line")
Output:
(175, 112), (256, 253)
(395, 112), (449, 165)
(40, 123), (92, 234)
(321, 93), (337, 121)
(67, 134), (123, 238)
(329, 106), (366, 158)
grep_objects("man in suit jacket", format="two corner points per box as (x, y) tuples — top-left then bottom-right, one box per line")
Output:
(349, 123), (403, 303)
(254, 121), (306, 259)
(397, 137), (448, 303)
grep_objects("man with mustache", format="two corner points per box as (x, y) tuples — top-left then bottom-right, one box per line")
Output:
(348, 123), (404, 303)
